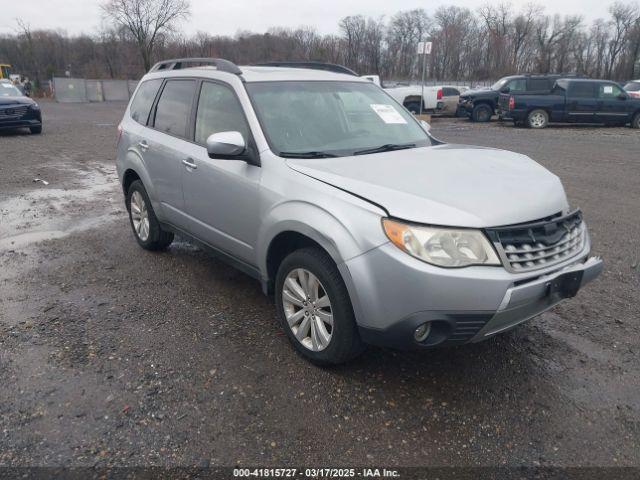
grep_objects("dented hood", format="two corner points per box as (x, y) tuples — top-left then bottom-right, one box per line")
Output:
(286, 144), (569, 228)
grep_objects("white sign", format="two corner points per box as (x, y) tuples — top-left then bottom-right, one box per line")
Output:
(370, 104), (407, 124)
(417, 41), (432, 55)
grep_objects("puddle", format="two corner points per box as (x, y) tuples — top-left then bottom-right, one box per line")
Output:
(0, 165), (123, 251)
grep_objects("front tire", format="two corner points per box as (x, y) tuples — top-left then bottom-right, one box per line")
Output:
(126, 180), (174, 250)
(632, 113), (640, 129)
(471, 104), (492, 122)
(275, 247), (364, 365)
(527, 109), (549, 129)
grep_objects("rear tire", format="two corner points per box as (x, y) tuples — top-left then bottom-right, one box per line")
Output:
(30, 126), (42, 134)
(126, 180), (174, 251)
(632, 113), (640, 129)
(275, 247), (364, 366)
(404, 101), (422, 115)
(527, 109), (549, 129)
(471, 104), (492, 122)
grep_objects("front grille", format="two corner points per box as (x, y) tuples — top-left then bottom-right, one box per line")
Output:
(0, 105), (29, 118)
(487, 210), (586, 273)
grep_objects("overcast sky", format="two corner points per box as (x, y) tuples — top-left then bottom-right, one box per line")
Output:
(0, 0), (617, 37)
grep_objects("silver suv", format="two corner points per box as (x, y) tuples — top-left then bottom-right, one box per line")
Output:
(116, 58), (603, 365)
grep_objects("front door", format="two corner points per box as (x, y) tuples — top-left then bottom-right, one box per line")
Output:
(181, 80), (261, 264)
(595, 82), (632, 124)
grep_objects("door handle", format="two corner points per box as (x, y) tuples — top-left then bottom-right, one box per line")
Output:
(182, 158), (197, 170)
(138, 140), (149, 152)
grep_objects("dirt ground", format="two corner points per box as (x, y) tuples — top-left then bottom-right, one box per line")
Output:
(0, 100), (638, 468)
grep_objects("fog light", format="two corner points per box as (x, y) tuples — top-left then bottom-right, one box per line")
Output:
(414, 322), (432, 343)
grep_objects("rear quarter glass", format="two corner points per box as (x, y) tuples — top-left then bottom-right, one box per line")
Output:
(130, 79), (163, 125)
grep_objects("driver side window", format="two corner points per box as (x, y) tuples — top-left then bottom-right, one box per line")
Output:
(507, 79), (527, 92)
(195, 82), (250, 145)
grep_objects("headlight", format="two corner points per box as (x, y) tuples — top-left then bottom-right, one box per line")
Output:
(30, 103), (40, 110)
(382, 218), (500, 267)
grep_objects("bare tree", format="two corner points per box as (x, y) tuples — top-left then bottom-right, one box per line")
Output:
(101, 0), (190, 71)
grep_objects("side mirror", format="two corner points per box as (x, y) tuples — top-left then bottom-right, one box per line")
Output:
(420, 120), (431, 133)
(617, 92), (627, 100)
(206, 131), (246, 158)
(500, 87), (510, 94)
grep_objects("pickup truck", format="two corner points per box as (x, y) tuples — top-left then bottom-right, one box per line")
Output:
(498, 78), (640, 129)
(458, 74), (563, 122)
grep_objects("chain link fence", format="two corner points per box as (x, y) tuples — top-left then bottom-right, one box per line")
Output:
(53, 77), (138, 103)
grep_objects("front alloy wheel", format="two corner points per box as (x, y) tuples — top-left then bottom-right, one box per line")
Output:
(282, 268), (333, 351)
(275, 247), (364, 365)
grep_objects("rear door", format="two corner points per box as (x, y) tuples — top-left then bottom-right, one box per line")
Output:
(595, 82), (632, 124)
(566, 82), (598, 123)
(145, 78), (198, 227)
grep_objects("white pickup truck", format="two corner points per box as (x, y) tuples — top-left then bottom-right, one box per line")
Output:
(362, 75), (467, 115)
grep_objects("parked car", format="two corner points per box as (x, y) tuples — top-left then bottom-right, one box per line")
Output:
(385, 84), (468, 115)
(116, 58), (602, 365)
(0, 80), (42, 134)
(459, 74), (567, 122)
(624, 80), (640, 98)
(499, 78), (640, 129)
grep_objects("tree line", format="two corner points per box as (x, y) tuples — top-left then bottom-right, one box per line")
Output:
(1, 0), (639, 90)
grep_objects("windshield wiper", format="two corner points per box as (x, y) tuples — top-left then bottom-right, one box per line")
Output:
(279, 151), (338, 159)
(353, 143), (416, 156)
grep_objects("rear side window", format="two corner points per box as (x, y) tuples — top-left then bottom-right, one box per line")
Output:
(154, 80), (197, 138)
(568, 82), (595, 98)
(528, 78), (551, 91)
(442, 87), (459, 96)
(130, 79), (162, 125)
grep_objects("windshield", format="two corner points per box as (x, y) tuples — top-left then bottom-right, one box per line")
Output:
(624, 82), (640, 92)
(245, 81), (432, 157)
(0, 82), (22, 97)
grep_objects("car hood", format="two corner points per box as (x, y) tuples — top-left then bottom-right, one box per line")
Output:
(286, 144), (568, 228)
(461, 88), (496, 98)
(0, 96), (34, 106)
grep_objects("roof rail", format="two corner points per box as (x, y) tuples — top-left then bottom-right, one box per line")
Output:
(255, 61), (358, 76)
(149, 58), (242, 76)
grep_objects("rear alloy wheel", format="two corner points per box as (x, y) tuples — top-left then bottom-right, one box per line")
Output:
(528, 109), (549, 129)
(275, 247), (364, 365)
(126, 180), (174, 250)
(471, 104), (492, 122)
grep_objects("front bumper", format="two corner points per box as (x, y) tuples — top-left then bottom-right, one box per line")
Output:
(458, 99), (473, 115)
(342, 240), (602, 350)
(0, 116), (42, 131)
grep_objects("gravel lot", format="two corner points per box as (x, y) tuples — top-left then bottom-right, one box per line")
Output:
(0, 100), (638, 468)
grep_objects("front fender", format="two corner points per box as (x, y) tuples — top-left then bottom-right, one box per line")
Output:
(256, 199), (387, 278)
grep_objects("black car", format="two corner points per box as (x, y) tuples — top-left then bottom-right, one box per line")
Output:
(498, 79), (640, 129)
(0, 81), (42, 134)
(458, 74), (564, 122)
